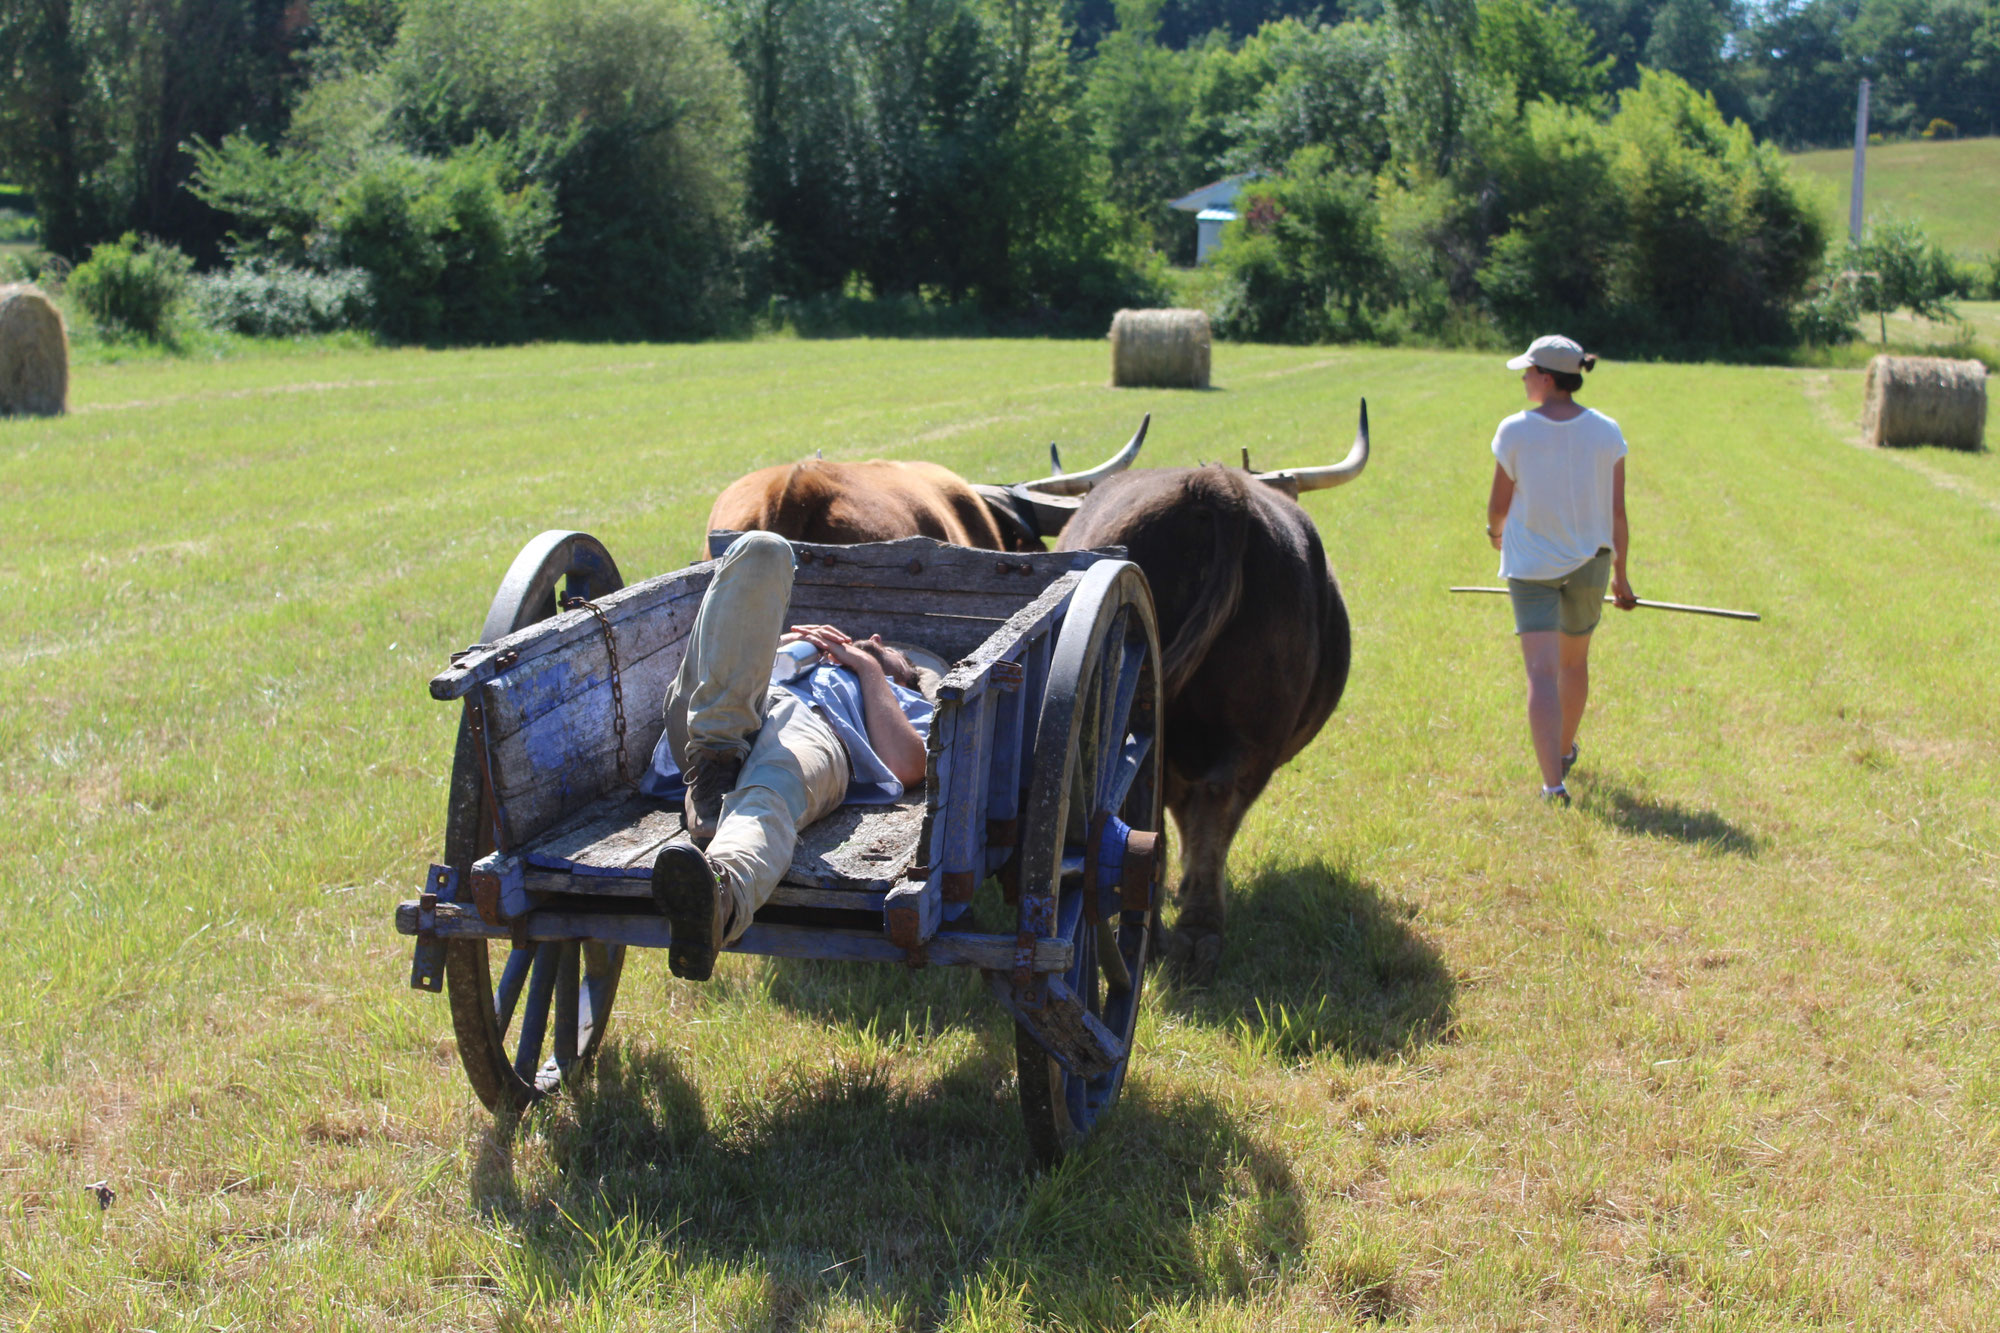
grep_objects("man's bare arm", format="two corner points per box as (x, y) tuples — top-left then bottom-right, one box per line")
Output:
(791, 625), (928, 787)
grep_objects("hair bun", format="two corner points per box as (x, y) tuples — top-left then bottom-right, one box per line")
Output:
(1580, 353), (1598, 372)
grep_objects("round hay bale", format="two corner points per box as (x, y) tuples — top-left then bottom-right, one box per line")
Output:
(1110, 308), (1210, 390)
(1862, 354), (1985, 450)
(0, 283), (69, 418)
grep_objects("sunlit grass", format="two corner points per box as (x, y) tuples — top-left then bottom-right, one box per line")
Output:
(2, 337), (1997, 1328)
(1788, 135), (2000, 260)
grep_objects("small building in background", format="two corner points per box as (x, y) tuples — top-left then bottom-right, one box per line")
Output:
(1169, 175), (1251, 264)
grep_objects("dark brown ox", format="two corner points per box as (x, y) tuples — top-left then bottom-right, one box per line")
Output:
(1057, 403), (1370, 981)
(704, 419), (1150, 554)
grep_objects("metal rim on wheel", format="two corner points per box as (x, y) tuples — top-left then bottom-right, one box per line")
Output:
(442, 531), (628, 1112)
(1015, 560), (1165, 1164)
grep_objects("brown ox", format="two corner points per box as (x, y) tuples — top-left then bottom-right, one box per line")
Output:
(703, 419), (1150, 555)
(1058, 403), (1369, 981)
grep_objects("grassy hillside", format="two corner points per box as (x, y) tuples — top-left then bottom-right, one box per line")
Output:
(1788, 136), (2000, 258)
(2, 339), (1998, 1329)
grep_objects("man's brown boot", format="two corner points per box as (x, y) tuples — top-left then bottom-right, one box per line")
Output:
(682, 748), (742, 844)
(652, 844), (732, 981)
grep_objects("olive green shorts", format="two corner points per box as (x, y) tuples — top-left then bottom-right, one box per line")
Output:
(1508, 550), (1612, 636)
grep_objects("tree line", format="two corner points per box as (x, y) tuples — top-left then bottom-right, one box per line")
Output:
(0, 0), (1985, 352)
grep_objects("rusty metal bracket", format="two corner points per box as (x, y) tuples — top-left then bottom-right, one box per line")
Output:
(991, 659), (1024, 692)
(408, 863), (457, 991)
(1122, 830), (1161, 913)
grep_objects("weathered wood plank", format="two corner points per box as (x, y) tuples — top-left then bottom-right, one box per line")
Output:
(433, 564), (717, 701)
(710, 532), (1111, 596)
(935, 573), (1084, 700)
(941, 690), (993, 898)
(984, 973), (1126, 1079)
(517, 870), (886, 913)
(396, 899), (1073, 970)
(775, 598), (1009, 664)
(477, 594), (699, 742)
(512, 791), (925, 894)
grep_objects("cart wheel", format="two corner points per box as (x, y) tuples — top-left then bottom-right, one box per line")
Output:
(442, 531), (628, 1112)
(1015, 560), (1165, 1164)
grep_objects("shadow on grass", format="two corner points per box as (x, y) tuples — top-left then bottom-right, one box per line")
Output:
(1162, 858), (1457, 1066)
(470, 1031), (1324, 1326)
(1577, 777), (1762, 857)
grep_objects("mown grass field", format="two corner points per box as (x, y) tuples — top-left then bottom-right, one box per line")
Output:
(3, 337), (1998, 1330)
(1788, 135), (2000, 259)
(1850, 298), (2000, 363)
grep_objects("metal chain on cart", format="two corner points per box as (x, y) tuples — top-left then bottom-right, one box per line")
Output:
(561, 595), (633, 787)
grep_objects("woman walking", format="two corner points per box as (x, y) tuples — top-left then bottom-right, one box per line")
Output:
(1485, 335), (1636, 805)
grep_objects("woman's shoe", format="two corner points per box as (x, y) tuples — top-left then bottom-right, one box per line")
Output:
(1561, 742), (1579, 779)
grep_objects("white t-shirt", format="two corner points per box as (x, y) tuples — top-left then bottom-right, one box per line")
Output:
(1491, 407), (1627, 581)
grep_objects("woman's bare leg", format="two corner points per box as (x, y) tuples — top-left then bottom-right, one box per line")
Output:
(1518, 631), (1565, 788)
(1559, 630), (1592, 758)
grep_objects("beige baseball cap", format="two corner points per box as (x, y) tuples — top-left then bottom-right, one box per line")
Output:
(1506, 334), (1590, 374)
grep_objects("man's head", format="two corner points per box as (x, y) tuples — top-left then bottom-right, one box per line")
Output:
(849, 634), (920, 689)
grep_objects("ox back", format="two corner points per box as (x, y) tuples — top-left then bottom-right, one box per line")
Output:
(706, 459), (1037, 552)
(1059, 465), (1351, 978)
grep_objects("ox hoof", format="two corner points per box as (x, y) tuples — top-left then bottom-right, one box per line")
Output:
(1163, 928), (1224, 985)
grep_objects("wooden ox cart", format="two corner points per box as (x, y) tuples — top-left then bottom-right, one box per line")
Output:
(394, 530), (1166, 1162)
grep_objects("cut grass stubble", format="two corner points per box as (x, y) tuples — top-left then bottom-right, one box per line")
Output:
(1, 339), (1998, 1329)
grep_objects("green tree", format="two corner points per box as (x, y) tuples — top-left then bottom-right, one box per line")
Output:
(1476, 69), (1824, 351)
(1218, 20), (1394, 177)
(0, 0), (308, 262)
(1208, 146), (1396, 342)
(386, 0), (749, 338)
(1475, 0), (1613, 113)
(1083, 1), (1210, 257)
(1846, 219), (1960, 344)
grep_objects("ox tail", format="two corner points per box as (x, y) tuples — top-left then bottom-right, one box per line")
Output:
(1158, 466), (1250, 698)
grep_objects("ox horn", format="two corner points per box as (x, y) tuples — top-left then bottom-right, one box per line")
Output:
(1016, 414), (1150, 496)
(1256, 399), (1370, 494)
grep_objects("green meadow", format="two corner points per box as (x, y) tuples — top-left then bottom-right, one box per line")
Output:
(1787, 135), (2000, 259)
(3, 337), (1998, 1329)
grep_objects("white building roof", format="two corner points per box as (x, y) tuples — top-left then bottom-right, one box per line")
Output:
(1169, 174), (1252, 214)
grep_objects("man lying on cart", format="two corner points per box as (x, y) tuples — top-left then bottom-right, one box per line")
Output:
(640, 531), (942, 981)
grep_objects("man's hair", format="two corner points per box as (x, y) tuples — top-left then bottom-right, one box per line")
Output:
(850, 639), (919, 688)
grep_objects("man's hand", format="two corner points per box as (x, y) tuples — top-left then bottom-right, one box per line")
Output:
(1611, 574), (1638, 610)
(790, 624), (874, 676)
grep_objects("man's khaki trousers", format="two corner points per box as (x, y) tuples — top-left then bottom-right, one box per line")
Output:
(662, 532), (849, 942)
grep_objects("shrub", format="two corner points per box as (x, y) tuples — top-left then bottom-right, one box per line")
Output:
(193, 134), (554, 344)
(0, 209), (34, 244)
(1478, 72), (1825, 354)
(1843, 219), (1959, 345)
(387, 0), (749, 339)
(323, 145), (553, 343)
(1208, 149), (1396, 343)
(191, 261), (375, 337)
(1921, 118), (1958, 140)
(1794, 253), (1861, 345)
(68, 234), (194, 339)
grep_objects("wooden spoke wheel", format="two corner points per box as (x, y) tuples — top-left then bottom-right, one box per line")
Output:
(443, 531), (629, 1112)
(1014, 560), (1165, 1164)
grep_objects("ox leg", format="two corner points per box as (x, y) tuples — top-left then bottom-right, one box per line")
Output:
(1161, 778), (1256, 984)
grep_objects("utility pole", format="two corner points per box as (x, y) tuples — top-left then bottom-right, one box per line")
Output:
(1849, 78), (1871, 244)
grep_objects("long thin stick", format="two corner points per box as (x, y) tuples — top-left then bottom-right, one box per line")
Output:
(1448, 587), (1760, 621)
